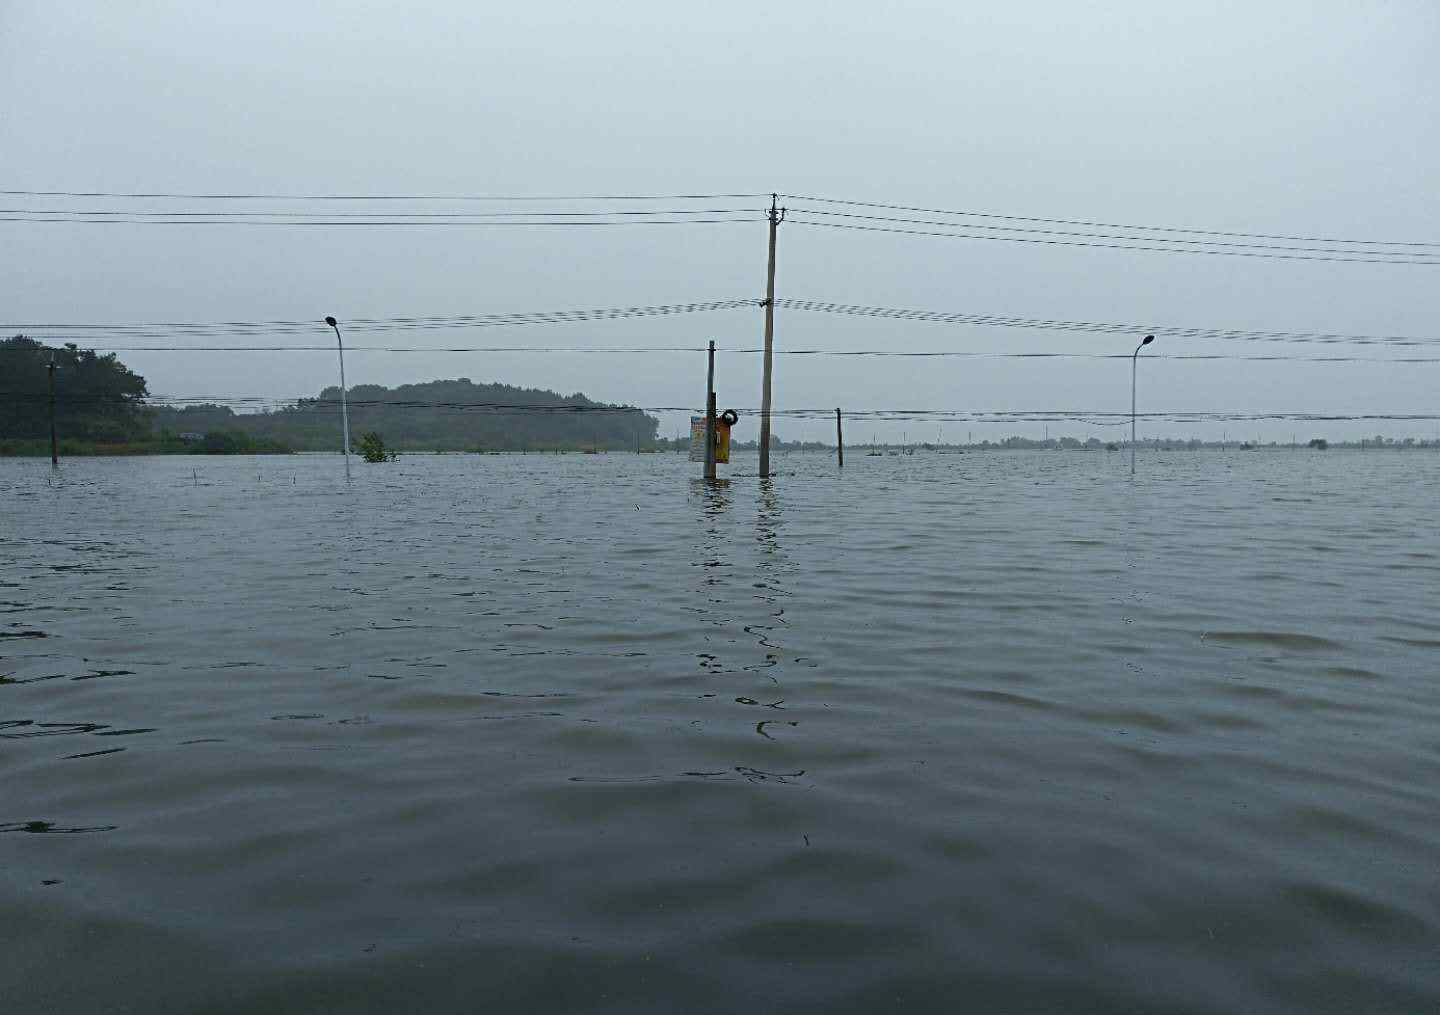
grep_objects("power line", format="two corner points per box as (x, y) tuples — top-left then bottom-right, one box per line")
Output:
(11, 183), (1433, 258)
(781, 193), (1440, 249)
(0, 215), (761, 228)
(788, 207), (1440, 260)
(0, 188), (767, 201)
(12, 344), (1440, 364)
(775, 299), (1440, 348)
(0, 206), (761, 219)
(10, 296), (1434, 348)
(3, 299), (757, 336)
(762, 350), (1440, 363)
(9, 186), (1429, 248)
(788, 217), (1440, 266)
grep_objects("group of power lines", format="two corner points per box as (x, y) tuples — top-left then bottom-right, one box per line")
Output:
(4, 186), (1438, 265)
(5, 297), (1438, 364)
(781, 195), (1440, 266)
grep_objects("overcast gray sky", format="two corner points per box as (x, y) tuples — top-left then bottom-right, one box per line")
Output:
(3, 1), (1437, 442)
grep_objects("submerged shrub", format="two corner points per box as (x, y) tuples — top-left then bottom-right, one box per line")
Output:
(359, 431), (395, 463)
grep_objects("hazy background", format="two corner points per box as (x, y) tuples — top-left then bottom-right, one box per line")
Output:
(2, 1), (1437, 443)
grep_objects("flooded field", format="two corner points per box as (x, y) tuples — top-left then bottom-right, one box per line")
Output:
(3, 450), (1439, 1013)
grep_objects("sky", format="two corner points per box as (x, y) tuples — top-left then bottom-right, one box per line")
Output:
(2, 1), (1438, 443)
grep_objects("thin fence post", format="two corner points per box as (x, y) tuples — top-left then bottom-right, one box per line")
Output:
(836, 407), (844, 468)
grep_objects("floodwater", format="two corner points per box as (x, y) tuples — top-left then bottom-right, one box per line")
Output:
(3, 450), (1439, 1014)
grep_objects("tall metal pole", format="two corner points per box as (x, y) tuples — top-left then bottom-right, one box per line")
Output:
(325, 316), (352, 479)
(758, 193), (784, 478)
(47, 359), (58, 466)
(704, 340), (717, 480)
(835, 408), (844, 468)
(1131, 334), (1154, 475)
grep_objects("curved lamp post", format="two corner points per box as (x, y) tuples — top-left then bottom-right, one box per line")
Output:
(324, 316), (352, 479)
(1131, 334), (1155, 475)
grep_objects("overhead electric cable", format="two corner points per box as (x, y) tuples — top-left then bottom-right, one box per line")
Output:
(10, 297), (1434, 348)
(788, 207), (1440, 259)
(781, 193), (1440, 249)
(0, 206), (760, 219)
(2, 299), (757, 336)
(14, 344), (1440, 364)
(0, 215), (761, 228)
(787, 218), (1440, 266)
(774, 300), (1440, 348)
(0, 188), (767, 201)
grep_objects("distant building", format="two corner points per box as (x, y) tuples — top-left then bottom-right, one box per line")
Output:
(179, 432), (204, 443)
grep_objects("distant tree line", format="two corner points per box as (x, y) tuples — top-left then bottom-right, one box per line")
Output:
(153, 378), (658, 452)
(2, 337), (659, 453)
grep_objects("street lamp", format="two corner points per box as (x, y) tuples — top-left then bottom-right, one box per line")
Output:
(1131, 334), (1155, 475)
(324, 315), (352, 479)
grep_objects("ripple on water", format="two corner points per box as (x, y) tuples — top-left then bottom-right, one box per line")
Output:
(4, 452), (1440, 1013)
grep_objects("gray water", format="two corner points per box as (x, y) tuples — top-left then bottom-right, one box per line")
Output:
(3, 450), (1439, 1014)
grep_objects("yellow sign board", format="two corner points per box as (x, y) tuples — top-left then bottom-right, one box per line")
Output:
(688, 415), (732, 464)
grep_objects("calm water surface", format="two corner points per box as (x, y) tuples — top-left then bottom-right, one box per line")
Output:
(3, 450), (1439, 1013)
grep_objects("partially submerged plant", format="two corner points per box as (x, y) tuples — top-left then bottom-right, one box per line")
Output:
(358, 431), (396, 463)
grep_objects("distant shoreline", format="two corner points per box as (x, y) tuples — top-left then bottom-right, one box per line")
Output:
(0, 440), (293, 458)
(4, 442), (1436, 459)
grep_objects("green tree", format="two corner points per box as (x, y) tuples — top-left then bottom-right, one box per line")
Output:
(1, 336), (150, 441)
(358, 431), (393, 462)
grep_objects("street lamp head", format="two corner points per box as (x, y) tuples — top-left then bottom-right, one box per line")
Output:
(1142, 334), (1155, 345)
(324, 316), (338, 327)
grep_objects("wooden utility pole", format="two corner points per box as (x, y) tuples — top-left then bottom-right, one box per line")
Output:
(47, 359), (58, 465)
(704, 340), (717, 480)
(835, 408), (844, 468)
(758, 193), (785, 478)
